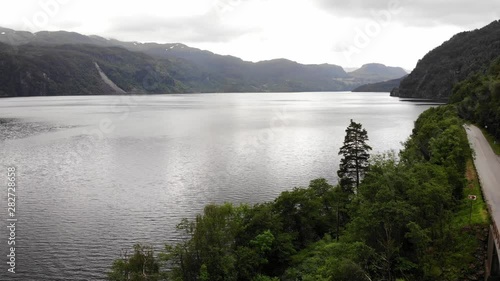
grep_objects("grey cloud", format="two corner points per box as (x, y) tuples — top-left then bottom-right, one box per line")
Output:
(315, 0), (500, 28)
(107, 5), (260, 43)
(316, 0), (391, 14)
(49, 19), (83, 30)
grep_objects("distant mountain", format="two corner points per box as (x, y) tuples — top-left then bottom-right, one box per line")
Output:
(348, 63), (407, 84)
(391, 20), (500, 100)
(0, 43), (185, 96)
(352, 76), (406, 92)
(0, 27), (408, 96)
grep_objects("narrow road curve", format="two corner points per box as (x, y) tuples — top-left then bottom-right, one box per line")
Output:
(464, 125), (500, 225)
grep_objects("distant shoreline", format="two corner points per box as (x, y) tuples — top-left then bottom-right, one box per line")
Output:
(0, 91), (445, 99)
(0, 92), (449, 107)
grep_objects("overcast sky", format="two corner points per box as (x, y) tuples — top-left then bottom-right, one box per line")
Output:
(1, 0), (499, 70)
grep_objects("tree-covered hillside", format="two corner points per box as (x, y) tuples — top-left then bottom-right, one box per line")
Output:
(392, 20), (500, 100)
(0, 43), (185, 96)
(451, 57), (500, 140)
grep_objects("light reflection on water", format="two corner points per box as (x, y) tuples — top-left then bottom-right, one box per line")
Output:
(0, 92), (434, 280)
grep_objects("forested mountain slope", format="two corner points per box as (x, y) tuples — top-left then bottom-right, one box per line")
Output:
(391, 20), (500, 100)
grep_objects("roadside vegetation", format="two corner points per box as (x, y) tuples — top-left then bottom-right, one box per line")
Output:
(452, 56), (500, 154)
(480, 128), (500, 155)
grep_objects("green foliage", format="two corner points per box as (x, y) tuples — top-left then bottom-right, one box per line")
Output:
(199, 264), (209, 281)
(343, 106), (484, 280)
(157, 179), (343, 280)
(272, 180), (337, 248)
(453, 160), (489, 227)
(251, 275), (279, 281)
(250, 230), (275, 254)
(452, 56), (500, 141)
(284, 237), (376, 281)
(107, 244), (162, 281)
(401, 105), (470, 201)
(165, 203), (245, 281)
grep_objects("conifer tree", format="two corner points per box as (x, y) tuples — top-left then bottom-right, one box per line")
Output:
(337, 119), (372, 195)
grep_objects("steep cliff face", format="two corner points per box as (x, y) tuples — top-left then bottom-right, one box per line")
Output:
(391, 20), (500, 100)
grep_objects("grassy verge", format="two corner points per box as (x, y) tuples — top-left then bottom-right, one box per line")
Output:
(446, 159), (490, 280)
(480, 127), (500, 155)
(453, 159), (489, 227)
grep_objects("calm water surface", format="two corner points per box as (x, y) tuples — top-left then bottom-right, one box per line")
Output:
(0, 92), (435, 280)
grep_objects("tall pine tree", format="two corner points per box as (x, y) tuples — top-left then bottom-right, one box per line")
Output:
(337, 119), (372, 195)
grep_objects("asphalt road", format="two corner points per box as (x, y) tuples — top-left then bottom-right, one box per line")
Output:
(465, 125), (500, 223)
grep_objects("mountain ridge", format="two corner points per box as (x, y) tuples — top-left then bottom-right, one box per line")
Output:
(349, 63), (407, 84)
(0, 27), (408, 96)
(0, 43), (184, 97)
(352, 76), (407, 92)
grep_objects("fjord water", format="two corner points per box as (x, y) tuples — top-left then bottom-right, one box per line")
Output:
(0, 92), (434, 280)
